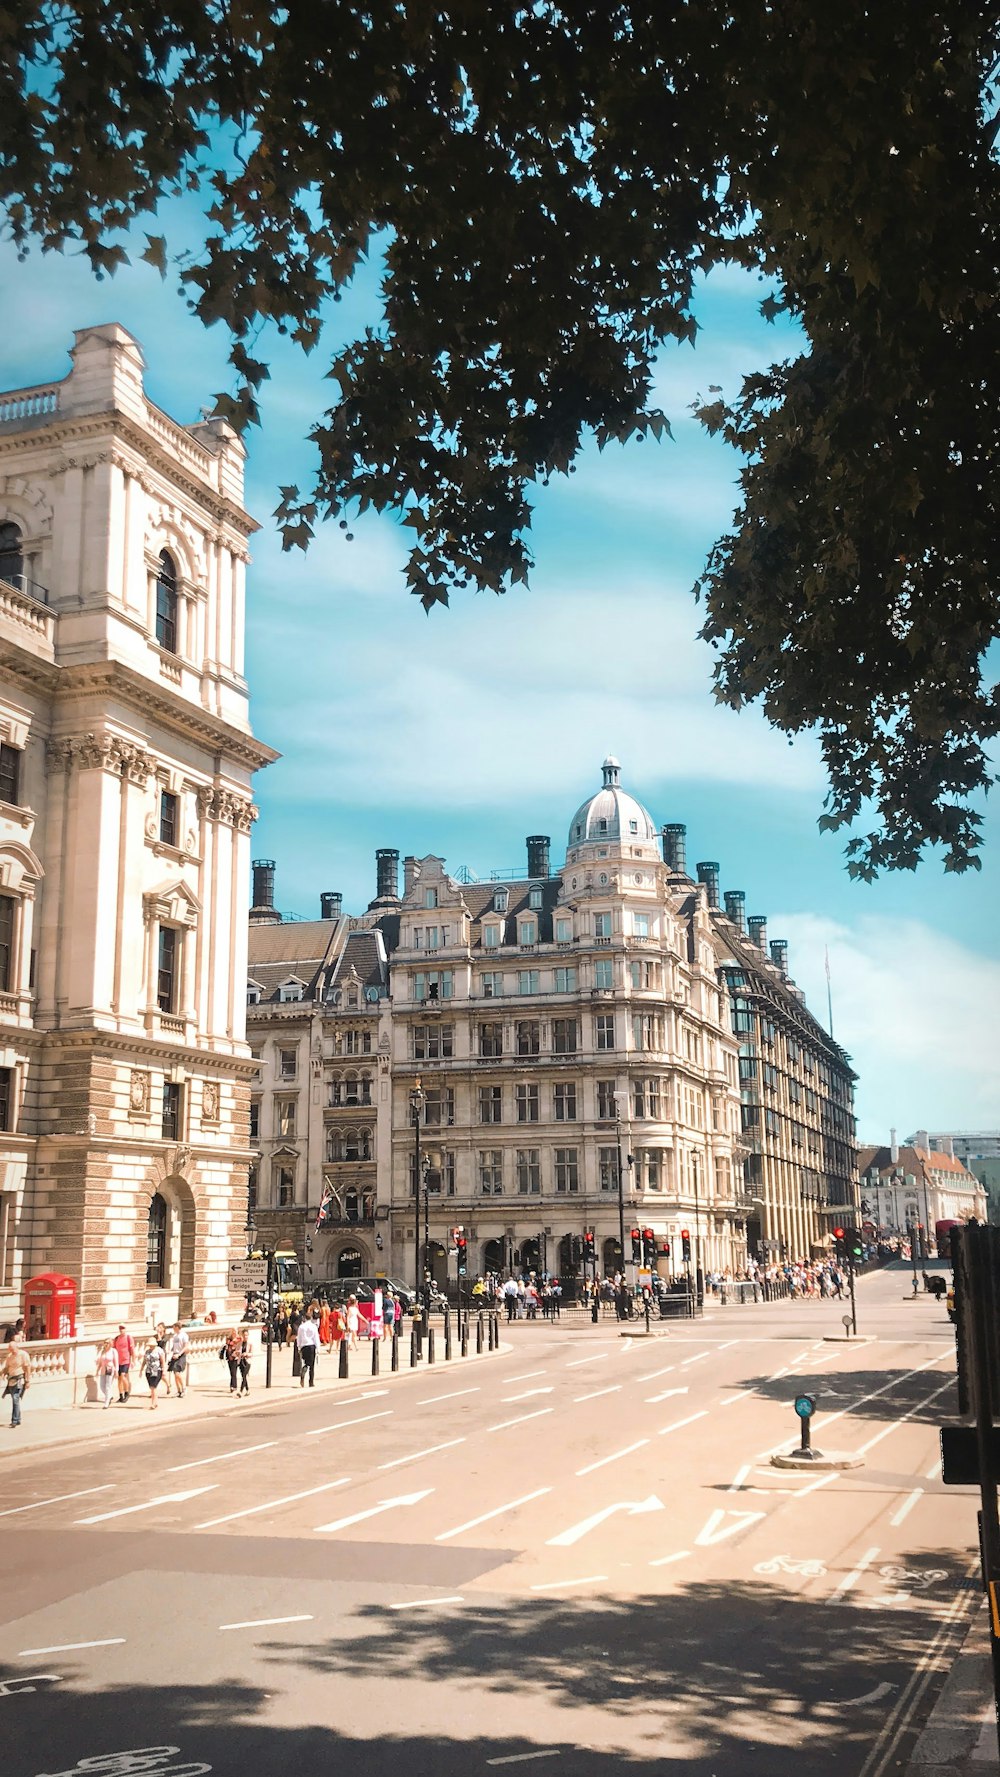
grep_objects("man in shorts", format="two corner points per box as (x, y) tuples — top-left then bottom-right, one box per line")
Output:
(168, 1322), (190, 1397)
(113, 1324), (135, 1403)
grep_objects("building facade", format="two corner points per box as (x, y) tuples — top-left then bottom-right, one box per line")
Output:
(0, 325), (275, 1329)
(859, 1140), (987, 1244)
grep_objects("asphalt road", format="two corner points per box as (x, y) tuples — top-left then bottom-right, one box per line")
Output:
(0, 1267), (979, 1777)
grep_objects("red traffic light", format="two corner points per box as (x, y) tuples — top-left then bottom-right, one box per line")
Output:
(833, 1226), (845, 1239)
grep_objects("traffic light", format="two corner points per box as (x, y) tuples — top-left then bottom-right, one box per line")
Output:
(681, 1229), (691, 1263)
(846, 1227), (864, 1265)
(642, 1228), (655, 1265)
(456, 1234), (468, 1274)
(583, 1229), (595, 1259)
(631, 1228), (642, 1262)
(660, 1238), (671, 1259)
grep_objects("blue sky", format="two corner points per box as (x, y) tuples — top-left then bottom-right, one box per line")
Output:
(1, 225), (996, 1141)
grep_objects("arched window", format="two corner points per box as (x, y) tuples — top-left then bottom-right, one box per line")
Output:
(155, 550), (178, 653)
(345, 1188), (360, 1222)
(146, 1193), (168, 1288)
(325, 1127), (339, 1163)
(337, 1246), (363, 1278)
(0, 521), (23, 589)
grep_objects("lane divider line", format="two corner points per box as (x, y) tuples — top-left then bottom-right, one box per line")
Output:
(168, 1441), (277, 1472)
(77, 1486), (216, 1525)
(416, 1388), (480, 1406)
(487, 1753), (563, 1766)
(436, 1487), (552, 1543)
(388, 1595), (464, 1610)
(658, 1411), (708, 1438)
(576, 1439), (648, 1477)
(650, 1549), (691, 1568)
(487, 1409), (553, 1434)
(378, 1438), (465, 1470)
(197, 1477), (349, 1530)
(19, 1639), (124, 1657)
(832, 1545), (880, 1600)
(530, 1575), (607, 1592)
(573, 1385), (621, 1404)
(307, 1410), (392, 1439)
(0, 1485), (114, 1517)
(219, 1615), (313, 1632)
(890, 1489), (924, 1528)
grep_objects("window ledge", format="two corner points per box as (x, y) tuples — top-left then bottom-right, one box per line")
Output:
(0, 799), (34, 830)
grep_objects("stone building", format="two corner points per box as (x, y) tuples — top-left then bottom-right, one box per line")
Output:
(858, 1138), (987, 1244)
(0, 324), (275, 1329)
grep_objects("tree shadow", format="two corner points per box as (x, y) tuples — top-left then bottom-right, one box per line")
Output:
(733, 1366), (957, 1425)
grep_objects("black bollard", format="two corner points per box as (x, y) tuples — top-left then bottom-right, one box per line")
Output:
(410, 1327), (418, 1367)
(461, 1318), (468, 1357)
(444, 1312), (452, 1361)
(427, 1327), (436, 1365)
(338, 1340), (349, 1381)
(591, 1297), (599, 1324)
(371, 1337), (380, 1376)
(391, 1329), (399, 1372)
(644, 1297), (651, 1335)
(476, 1314), (484, 1354)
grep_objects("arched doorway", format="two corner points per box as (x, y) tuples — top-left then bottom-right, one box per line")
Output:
(602, 1236), (622, 1277)
(426, 1239), (447, 1291)
(483, 1237), (505, 1277)
(337, 1246), (364, 1278)
(517, 1237), (541, 1276)
(145, 1173), (197, 1317)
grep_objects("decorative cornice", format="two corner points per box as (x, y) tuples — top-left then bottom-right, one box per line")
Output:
(45, 731), (155, 783)
(30, 1025), (257, 1075)
(54, 660), (278, 771)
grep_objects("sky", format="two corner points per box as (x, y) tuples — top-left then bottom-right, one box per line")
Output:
(0, 217), (996, 1143)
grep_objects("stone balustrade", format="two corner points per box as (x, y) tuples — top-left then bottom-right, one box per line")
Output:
(8, 1323), (263, 1409)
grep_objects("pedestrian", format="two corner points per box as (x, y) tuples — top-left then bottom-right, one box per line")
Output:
(2, 1339), (30, 1427)
(238, 1330), (251, 1396)
(223, 1327), (245, 1395)
(167, 1322), (189, 1397)
(296, 1310), (320, 1387)
(345, 1294), (361, 1351)
(113, 1323), (135, 1403)
(94, 1338), (118, 1408)
(142, 1337), (166, 1408)
(1, 1315), (24, 1343)
(381, 1288), (394, 1341)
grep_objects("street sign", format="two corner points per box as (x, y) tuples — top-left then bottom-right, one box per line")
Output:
(228, 1258), (267, 1292)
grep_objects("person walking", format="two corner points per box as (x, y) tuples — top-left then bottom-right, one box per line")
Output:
(167, 1322), (189, 1397)
(94, 1338), (118, 1408)
(345, 1294), (361, 1351)
(142, 1338), (166, 1408)
(296, 1310), (320, 1387)
(3, 1339), (30, 1427)
(224, 1327), (244, 1395)
(237, 1330), (251, 1396)
(113, 1324), (135, 1403)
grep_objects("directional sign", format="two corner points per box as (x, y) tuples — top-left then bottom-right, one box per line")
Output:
(547, 1496), (665, 1548)
(229, 1258), (267, 1291)
(315, 1489), (433, 1535)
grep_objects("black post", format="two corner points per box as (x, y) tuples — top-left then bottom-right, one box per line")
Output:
(800, 1412), (812, 1455)
(338, 1339), (349, 1380)
(444, 1310), (452, 1361)
(391, 1328), (399, 1372)
(410, 1326), (418, 1367)
(644, 1295), (651, 1335)
(371, 1337), (380, 1376)
(476, 1313), (484, 1354)
(960, 1225), (1000, 1759)
(460, 1316), (468, 1357)
(848, 1255), (858, 1336)
(427, 1327), (436, 1365)
(265, 1249), (275, 1390)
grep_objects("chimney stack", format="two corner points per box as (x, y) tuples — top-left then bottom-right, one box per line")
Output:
(526, 835), (551, 879)
(890, 1127), (899, 1165)
(374, 848), (400, 902)
(696, 861), (720, 909)
(250, 858), (281, 925)
(723, 890), (747, 933)
(320, 891), (342, 921)
(747, 915), (767, 952)
(769, 938), (789, 976)
(403, 855), (418, 896)
(662, 824), (687, 873)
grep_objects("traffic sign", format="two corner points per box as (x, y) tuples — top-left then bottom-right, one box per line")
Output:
(228, 1258), (267, 1292)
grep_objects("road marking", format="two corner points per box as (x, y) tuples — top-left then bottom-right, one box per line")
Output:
(487, 1408), (554, 1434)
(502, 1388), (554, 1403)
(650, 1549), (691, 1568)
(506, 1371), (546, 1382)
(0, 1485), (114, 1517)
(0, 1674), (63, 1695)
(437, 1487), (552, 1542)
(487, 1754), (563, 1766)
(530, 1575), (607, 1592)
(727, 1464), (752, 1493)
(890, 1489), (924, 1528)
(167, 1441), (277, 1472)
(658, 1411), (708, 1437)
(717, 1341), (737, 1351)
(755, 1350), (953, 1464)
(315, 1489), (433, 1534)
(792, 1473), (841, 1499)
(925, 1458), (941, 1480)
(378, 1438), (465, 1470)
(843, 1681), (895, 1706)
(646, 1386), (688, 1404)
(219, 1614), (314, 1631)
(565, 1355), (606, 1368)
(197, 1477), (350, 1529)
(77, 1486), (217, 1524)
(637, 1365), (675, 1383)
(388, 1595), (464, 1610)
(417, 1387), (480, 1405)
(307, 1410), (392, 1438)
(18, 1639), (124, 1657)
(851, 1379), (953, 1460)
(573, 1385), (621, 1403)
(718, 1393), (748, 1408)
(548, 1496), (664, 1548)
(694, 1507), (766, 1546)
(681, 1351), (712, 1367)
(833, 1544), (880, 1600)
(576, 1439), (648, 1476)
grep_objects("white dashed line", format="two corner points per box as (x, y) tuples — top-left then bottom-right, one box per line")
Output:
(530, 1575), (607, 1592)
(890, 1489), (924, 1527)
(19, 1639), (124, 1657)
(658, 1411), (708, 1437)
(378, 1438), (465, 1470)
(168, 1442), (277, 1472)
(307, 1410), (392, 1438)
(487, 1409), (554, 1434)
(197, 1478), (349, 1530)
(573, 1385), (621, 1403)
(388, 1595), (464, 1610)
(219, 1615), (313, 1631)
(650, 1549), (691, 1569)
(576, 1439), (648, 1477)
(833, 1545), (880, 1600)
(0, 1486), (114, 1517)
(436, 1489), (552, 1542)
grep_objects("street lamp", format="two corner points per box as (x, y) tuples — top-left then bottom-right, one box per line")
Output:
(613, 1088), (631, 1297)
(245, 1212), (276, 1390)
(410, 1080), (426, 1295)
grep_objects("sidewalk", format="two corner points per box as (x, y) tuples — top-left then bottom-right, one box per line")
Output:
(0, 1334), (498, 1459)
(904, 1604), (997, 1774)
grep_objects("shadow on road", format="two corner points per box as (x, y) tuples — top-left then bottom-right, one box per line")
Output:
(732, 1364), (957, 1426)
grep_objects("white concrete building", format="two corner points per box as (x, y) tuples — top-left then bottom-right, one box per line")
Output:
(0, 324), (275, 1329)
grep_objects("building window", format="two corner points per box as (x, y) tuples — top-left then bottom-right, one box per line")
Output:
(0, 1067), (13, 1132)
(632, 912), (649, 938)
(276, 1165), (295, 1207)
(480, 1150), (504, 1194)
(343, 1029), (372, 1055)
(279, 1048), (298, 1079)
(554, 966), (577, 992)
(413, 970), (453, 1001)
(595, 1014), (616, 1051)
(278, 979), (304, 1002)
(479, 1021), (503, 1058)
(146, 1193), (167, 1288)
(555, 917), (572, 943)
(516, 1148), (541, 1194)
(517, 969), (539, 995)
(481, 971), (503, 999)
(0, 743), (21, 807)
(425, 887), (438, 909)
(276, 1099), (297, 1139)
(157, 925), (178, 1013)
(597, 1080), (616, 1120)
(423, 1085), (455, 1127)
(594, 912), (612, 938)
(553, 1081), (577, 1121)
(515, 1083), (540, 1123)
(478, 1084), (503, 1124)
(599, 1146), (618, 1191)
(493, 888), (509, 914)
(529, 887), (543, 910)
(518, 920), (536, 945)
(155, 550), (179, 653)
(594, 959), (613, 990)
(517, 1021), (540, 1056)
(632, 1078), (660, 1119)
(555, 1148), (579, 1193)
(483, 924), (500, 949)
(413, 1023), (454, 1060)
(159, 789), (179, 847)
(0, 520), (23, 589)
(247, 982), (261, 1006)
(162, 1080), (182, 1140)
(645, 1150), (662, 1191)
(249, 1099), (260, 1143)
(552, 1018), (578, 1054)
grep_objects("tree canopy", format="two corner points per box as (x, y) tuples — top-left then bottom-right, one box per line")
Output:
(1, 2), (998, 875)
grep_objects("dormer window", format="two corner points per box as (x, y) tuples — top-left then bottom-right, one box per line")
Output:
(278, 978), (304, 1003)
(493, 888), (509, 914)
(247, 982), (261, 1006)
(598, 819), (607, 834)
(425, 887), (438, 909)
(483, 924), (500, 949)
(629, 819), (638, 834)
(518, 919), (536, 946)
(528, 887), (543, 910)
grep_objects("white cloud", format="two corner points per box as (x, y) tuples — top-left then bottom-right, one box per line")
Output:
(772, 911), (1000, 1134)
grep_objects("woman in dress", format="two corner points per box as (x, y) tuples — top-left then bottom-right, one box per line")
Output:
(142, 1337), (166, 1408)
(94, 1338), (118, 1409)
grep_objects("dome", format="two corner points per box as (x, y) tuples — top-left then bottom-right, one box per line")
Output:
(566, 757), (659, 852)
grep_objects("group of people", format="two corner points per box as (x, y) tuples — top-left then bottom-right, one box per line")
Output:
(500, 1276), (563, 1321)
(94, 1322), (192, 1410)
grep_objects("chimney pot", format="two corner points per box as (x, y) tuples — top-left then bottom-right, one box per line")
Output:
(747, 915), (768, 952)
(251, 858), (275, 909)
(662, 824), (687, 873)
(526, 835), (551, 879)
(374, 848), (400, 902)
(696, 861), (721, 909)
(723, 890), (746, 932)
(769, 938), (789, 976)
(320, 891), (342, 921)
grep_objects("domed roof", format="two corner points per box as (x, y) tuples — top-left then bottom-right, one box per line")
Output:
(567, 757), (658, 852)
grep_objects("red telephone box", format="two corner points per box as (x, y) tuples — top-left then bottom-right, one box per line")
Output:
(23, 1273), (77, 1341)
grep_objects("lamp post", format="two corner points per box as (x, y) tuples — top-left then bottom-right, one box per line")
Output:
(409, 1080), (425, 1296)
(613, 1089), (630, 1298)
(245, 1213), (276, 1390)
(692, 1148), (703, 1308)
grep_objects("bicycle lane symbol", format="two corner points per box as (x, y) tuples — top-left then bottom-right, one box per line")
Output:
(0, 1674), (62, 1697)
(33, 1752), (213, 1776)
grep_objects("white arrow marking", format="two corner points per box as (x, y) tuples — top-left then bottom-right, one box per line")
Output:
(547, 1495), (665, 1548)
(695, 1507), (766, 1547)
(315, 1489), (433, 1535)
(502, 1387), (554, 1403)
(77, 1487), (216, 1524)
(840, 1681), (895, 1706)
(646, 1386), (689, 1404)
